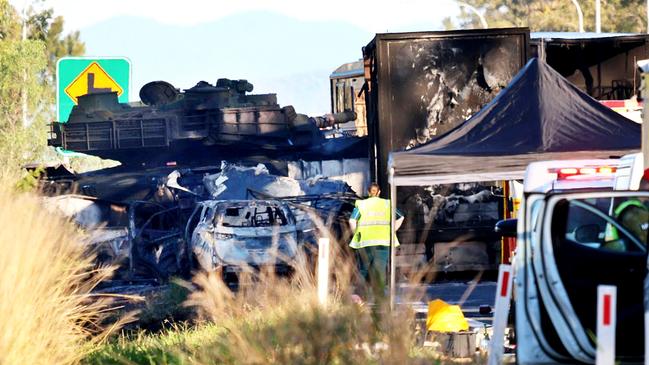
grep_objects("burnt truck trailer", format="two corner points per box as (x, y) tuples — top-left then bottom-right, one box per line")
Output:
(349, 32), (649, 182)
(532, 32), (649, 101)
(362, 28), (530, 272)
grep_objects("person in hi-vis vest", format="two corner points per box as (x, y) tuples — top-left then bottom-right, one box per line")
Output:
(349, 183), (404, 298)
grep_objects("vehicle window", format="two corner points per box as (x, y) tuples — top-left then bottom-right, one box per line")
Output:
(217, 205), (289, 227)
(555, 196), (648, 252)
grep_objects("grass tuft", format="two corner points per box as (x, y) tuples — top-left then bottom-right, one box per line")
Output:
(0, 186), (118, 365)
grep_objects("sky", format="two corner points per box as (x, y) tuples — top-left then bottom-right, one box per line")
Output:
(44, 0), (460, 34)
(15, 0), (465, 115)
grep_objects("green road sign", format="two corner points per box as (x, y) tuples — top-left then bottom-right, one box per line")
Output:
(57, 57), (131, 122)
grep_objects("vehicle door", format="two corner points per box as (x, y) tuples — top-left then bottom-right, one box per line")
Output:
(530, 191), (648, 363)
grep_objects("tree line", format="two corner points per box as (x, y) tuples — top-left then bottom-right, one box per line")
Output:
(445, 0), (647, 33)
(0, 0), (84, 178)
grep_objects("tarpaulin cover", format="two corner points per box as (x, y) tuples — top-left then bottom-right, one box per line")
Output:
(390, 58), (641, 181)
(426, 299), (469, 333)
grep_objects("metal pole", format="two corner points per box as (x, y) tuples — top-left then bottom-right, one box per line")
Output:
(595, 0), (601, 33)
(570, 0), (585, 32)
(647, 0), (649, 34)
(389, 167), (396, 311)
(456, 2), (488, 29)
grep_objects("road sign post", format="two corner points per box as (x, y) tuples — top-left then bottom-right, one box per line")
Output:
(56, 57), (131, 122)
(488, 264), (513, 365)
(596, 285), (617, 365)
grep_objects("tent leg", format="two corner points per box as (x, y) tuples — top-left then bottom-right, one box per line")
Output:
(389, 168), (396, 311)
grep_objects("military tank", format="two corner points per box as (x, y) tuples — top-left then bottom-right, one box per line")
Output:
(48, 79), (357, 165)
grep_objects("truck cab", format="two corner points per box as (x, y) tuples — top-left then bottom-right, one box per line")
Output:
(511, 159), (649, 364)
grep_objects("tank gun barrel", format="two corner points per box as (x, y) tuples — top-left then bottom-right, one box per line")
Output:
(310, 111), (357, 128)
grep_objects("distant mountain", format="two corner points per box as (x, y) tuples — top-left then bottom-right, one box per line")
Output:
(80, 11), (373, 115)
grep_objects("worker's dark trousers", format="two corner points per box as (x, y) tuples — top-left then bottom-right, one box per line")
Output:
(355, 245), (389, 299)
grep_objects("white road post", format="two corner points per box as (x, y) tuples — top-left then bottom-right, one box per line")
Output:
(488, 264), (513, 365)
(317, 237), (330, 307)
(596, 285), (617, 365)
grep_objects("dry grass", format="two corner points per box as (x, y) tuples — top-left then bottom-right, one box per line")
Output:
(83, 250), (486, 364)
(83, 214), (487, 364)
(0, 186), (119, 365)
(171, 212), (488, 364)
(83, 210), (438, 364)
(175, 236), (419, 365)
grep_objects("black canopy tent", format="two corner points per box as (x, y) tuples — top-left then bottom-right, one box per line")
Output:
(389, 58), (641, 185)
(385, 58), (641, 306)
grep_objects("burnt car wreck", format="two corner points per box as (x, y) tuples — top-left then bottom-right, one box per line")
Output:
(44, 164), (356, 283)
(40, 77), (364, 285)
(44, 136), (359, 286)
(190, 200), (302, 274)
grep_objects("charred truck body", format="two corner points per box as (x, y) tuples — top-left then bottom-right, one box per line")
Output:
(532, 32), (649, 100)
(355, 30), (649, 272)
(335, 33), (649, 150)
(362, 28), (530, 272)
(330, 60), (367, 136)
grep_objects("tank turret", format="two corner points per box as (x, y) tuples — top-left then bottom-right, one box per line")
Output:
(48, 79), (358, 165)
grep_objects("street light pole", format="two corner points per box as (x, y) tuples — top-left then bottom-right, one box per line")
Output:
(595, 0), (601, 33)
(570, 0), (585, 32)
(456, 1), (488, 29)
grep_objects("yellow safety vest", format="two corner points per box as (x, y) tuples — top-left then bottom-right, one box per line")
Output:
(604, 200), (648, 242)
(349, 197), (399, 249)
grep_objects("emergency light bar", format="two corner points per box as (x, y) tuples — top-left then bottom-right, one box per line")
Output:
(549, 166), (617, 180)
(525, 159), (620, 193)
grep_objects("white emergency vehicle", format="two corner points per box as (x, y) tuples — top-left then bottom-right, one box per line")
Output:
(614, 152), (644, 190)
(498, 158), (648, 364)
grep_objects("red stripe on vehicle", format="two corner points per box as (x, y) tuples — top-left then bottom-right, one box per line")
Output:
(603, 294), (611, 326)
(500, 271), (510, 297)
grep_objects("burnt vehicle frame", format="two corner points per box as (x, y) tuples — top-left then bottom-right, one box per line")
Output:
(188, 199), (305, 275)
